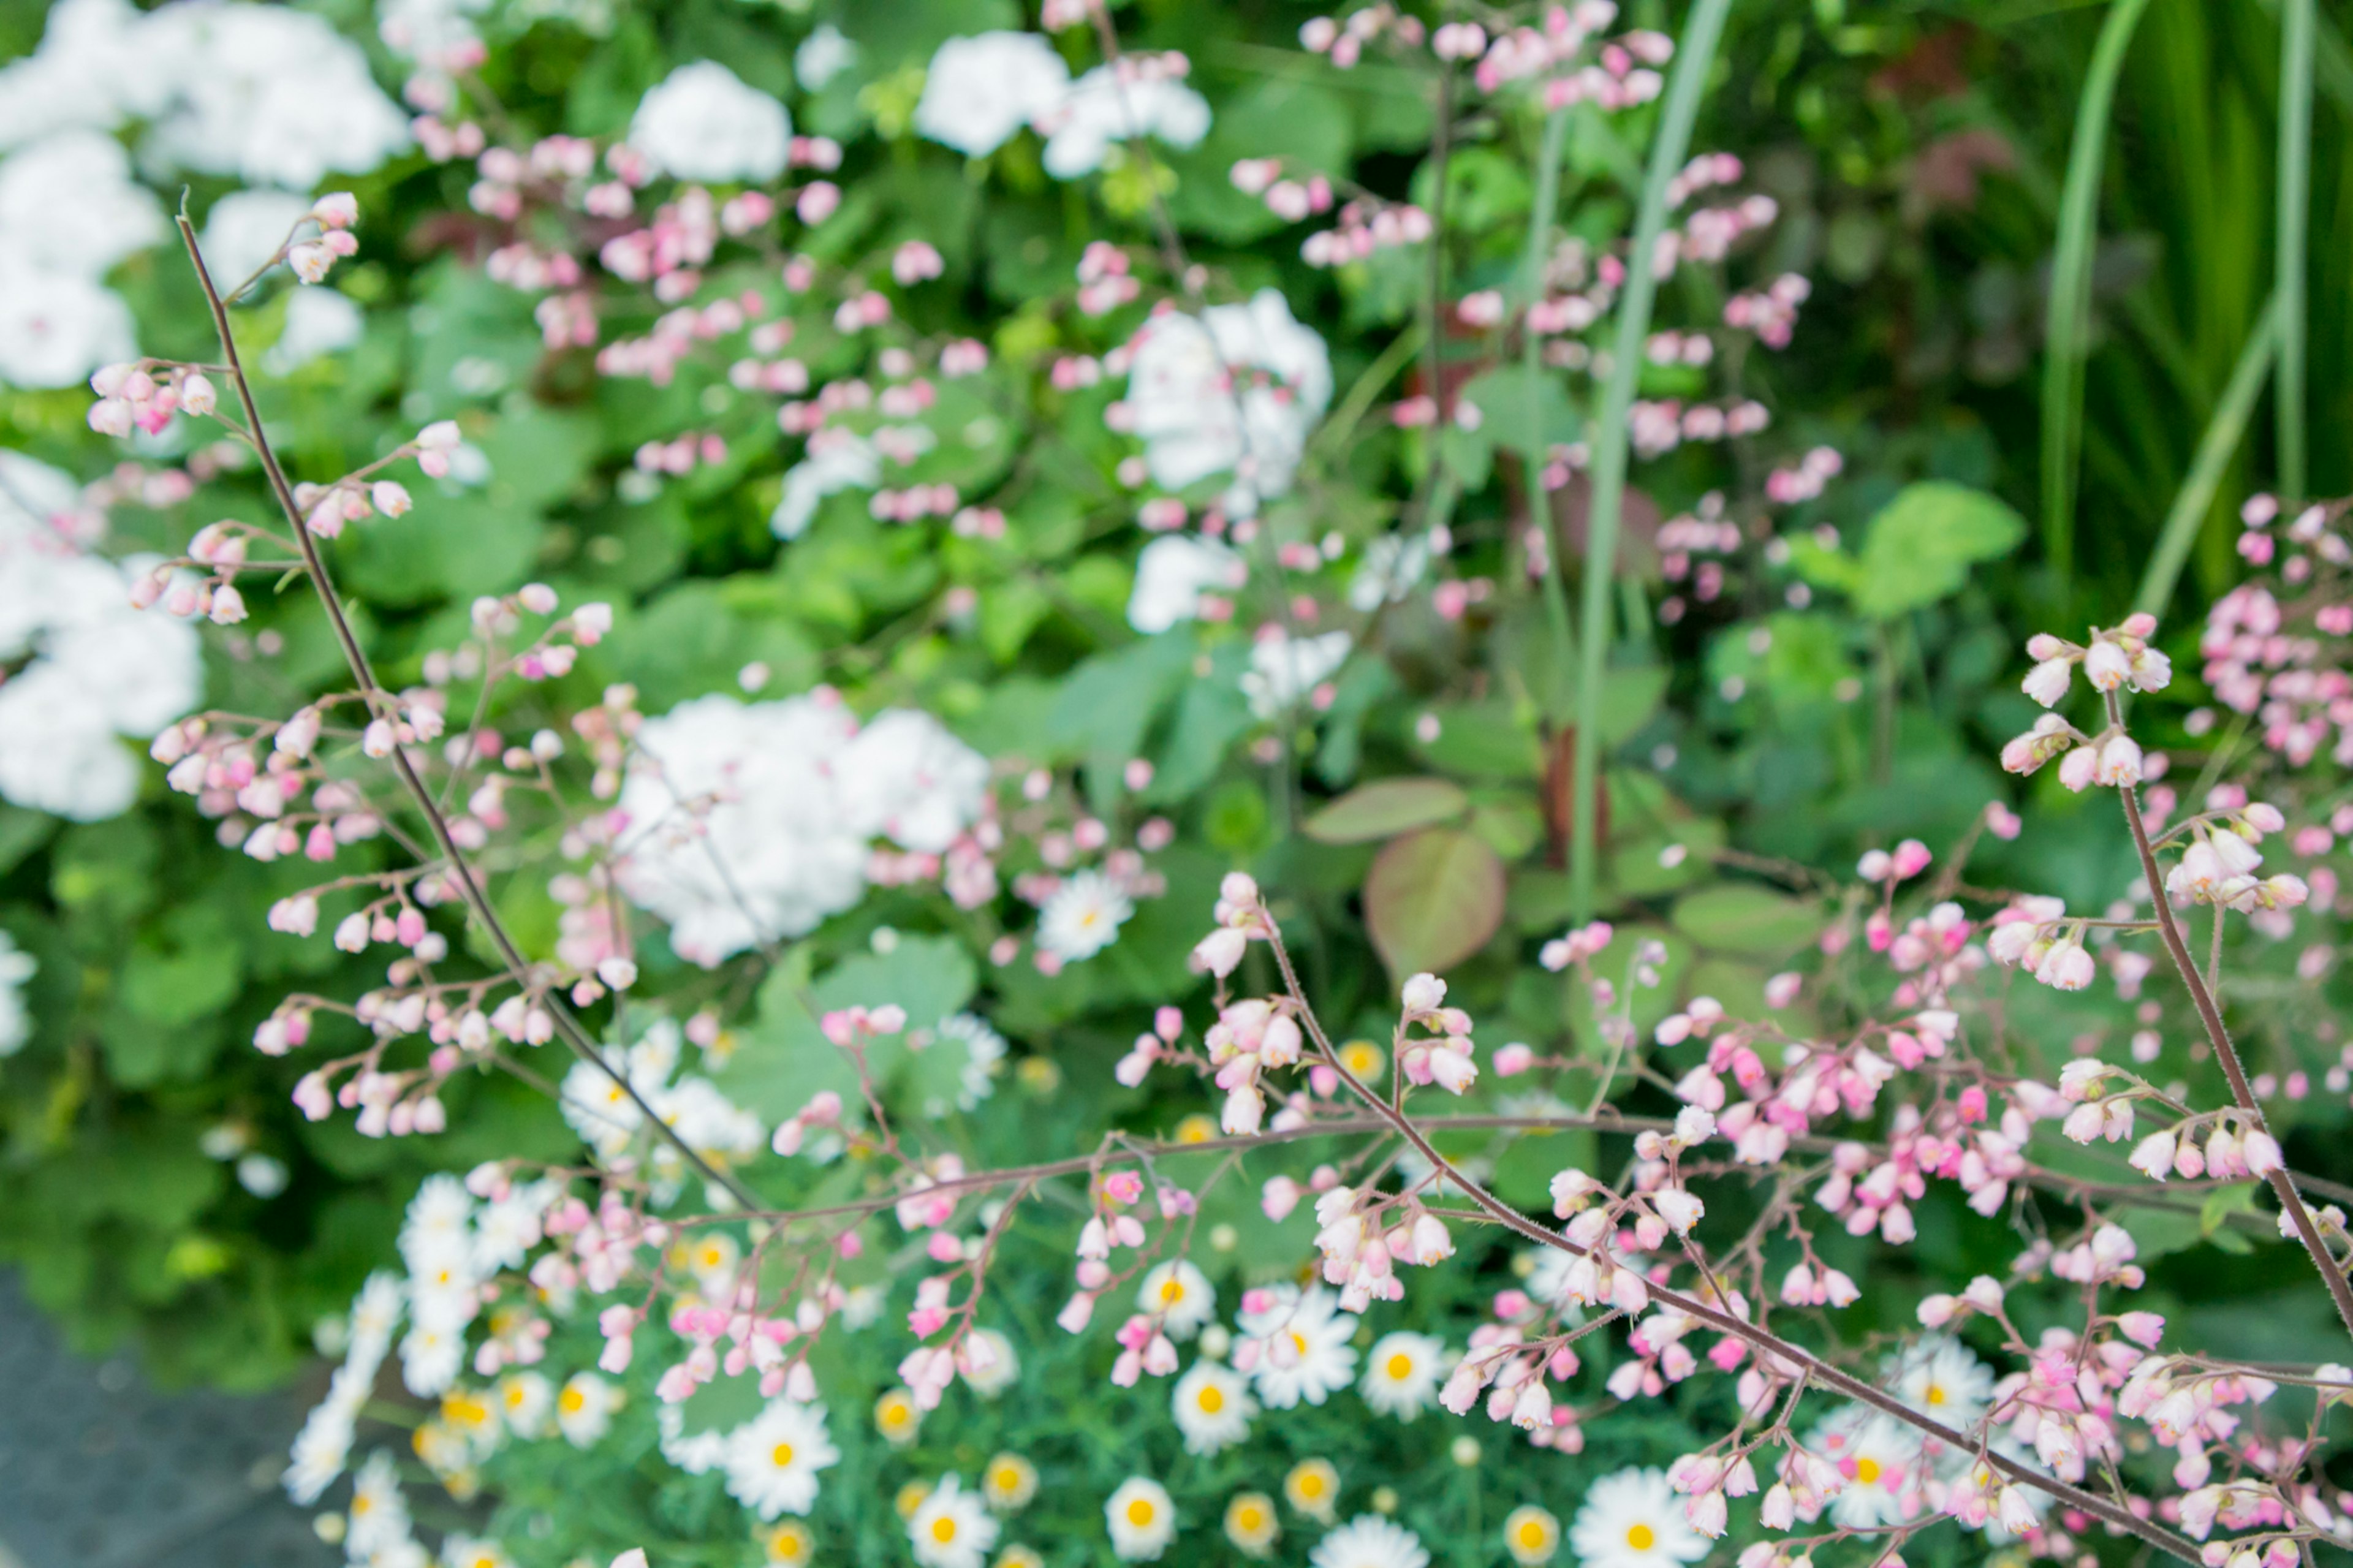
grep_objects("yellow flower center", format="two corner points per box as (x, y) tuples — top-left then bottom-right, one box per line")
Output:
(1160, 1278), (1185, 1304)
(1626, 1523), (1656, 1550)
(771, 1442), (795, 1468)
(1127, 1499), (1156, 1527)
(1855, 1457), (1883, 1485)
(1199, 1385), (1224, 1413)
(1237, 1506), (1265, 1531)
(559, 1387), (586, 1414)
(1289, 1330), (1309, 1358)
(1386, 1353), (1414, 1380)
(1925, 1383), (1947, 1406)
(1298, 1473), (1325, 1498)
(931, 1517), (958, 1544)
(352, 1496), (373, 1516)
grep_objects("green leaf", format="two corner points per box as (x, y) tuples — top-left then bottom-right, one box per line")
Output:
(1363, 827), (1507, 977)
(1850, 482), (2027, 619)
(718, 937), (977, 1122)
(1669, 884), (1819, 956)
(1302, 778), (1469, 844)
(1490, 1127), (1596, 1211)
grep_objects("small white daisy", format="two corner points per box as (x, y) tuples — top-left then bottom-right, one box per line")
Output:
(495, 1372), (552, 1439)
(1225, 1491), (1281, 1557)
(1037, 870), (1134, 963)
(1309, 1515), (1428, 1568)
(1284, 1458), (1341, 1523)
(440, 1539), (512, 1568)
(1106, 1476), (1178, 1561)
(1357, 1331), (1448, 1420)
(1137, 1260), (1216, 1338)
(911, 1475), (1000, 1568)
(1239, 1285), (1358, 1409)
(723, 1398), (841, 1520)
(1886, 1333), (1995, 1427)
(959, 1328), (1021, 1398)
(1502, 1505), (1559, 1566)
(876, 1386), (923, 1447)
(1172, 1359), (1256, 1455)
(762, 1519), (815, 1566)
(1567, 1468), (1708, 1568)
(1811, 1409), (1927, 1530)
(982, 1452), (1039, 1512)
(555, 1372), (621, 1447)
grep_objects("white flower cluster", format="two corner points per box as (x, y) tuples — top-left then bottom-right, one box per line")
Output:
(0, 0), (406, 385)
(0, 453), (201, 820)
(629, 61), (792, 183)
(614, 694), (990, 965)
(558, 1020), (765, 1190)
(914, 32), (1210, 176)
(1124, 289), (1333, 518)
(286, 1272), (404, 1503)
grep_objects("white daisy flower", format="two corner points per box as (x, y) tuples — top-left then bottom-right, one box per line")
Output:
(1037, 869), (1133, 963)
(1172, 1360), (1256, 1455)
(959, 1328), (1021, 1398)
(1224, 1491), (1281, 1557)
(1239, 1285), (1358, 1409)
(1358, 1332), (1449, 1420)
(911, 1475), (1000, 1568)
(441, 1539), (512, 1568)
(762, 1520), (815, 1566)
(346, 1450), (414, 1559)
(1284, 1458), (1341, 1523)
(1567, 1468), (1707, 1568)
(493, 1373), (551, 1439)
(1309, 1515), (1427, 1568)
(1502, 1505), (1559, 1566)
(875, 1386), (923, 1447)
(1105, 1476), (1178, 1561)
(935, 1011), (1008, 1111)
(1811, 1408), (1927, 1530)
(1886, 1333), (1995, 1427)
(982, 1452), (1039, 1512)
(724, 1399), (841, 1520)
(1136, 1260), (1216, 1337)
(555, 1372), (622, 1447)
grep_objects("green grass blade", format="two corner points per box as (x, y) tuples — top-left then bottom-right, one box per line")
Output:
(2134, 294), (2281, 621)
(1569, 0), (1733, 921)
(2278, 0), (2314, 498)
(1521, 105), (1577, 689)
(2041, 0), (2155, 597)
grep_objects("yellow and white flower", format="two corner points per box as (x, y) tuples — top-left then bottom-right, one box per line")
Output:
(911, 1475), (999, 1568)
(982, 1452), (1039, 1512)
(1172, 1359), (1256, 1455)
(722, 1398), (841, 1520)
(1502, 1505), (1560, 1566)
(555, 1372), (622, 1448)
(875, 1387), (923, 1447)
(1567, 1468), (1707, 1568)
(1224, 1491), (1281, 1558)
(1105, 1476), (1178, 1561)
(1358, 1332), (1448, 1420)
(1308, 1515), (1427, 1568)
(440, 1538), (512, 1568)
(1887, 1333), (1995, 1427)
(495, 1372), (552, 1440)
(992, 1548), (1044, 1568)
(1284, 1458), (1341, 1523)
(1240, 1286), (1358, 1409)
(761, 1520), (814, 1566)
(1136, 1259), (1217, 1337)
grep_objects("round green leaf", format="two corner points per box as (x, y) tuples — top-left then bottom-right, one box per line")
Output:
(1363, 827), (1507, 977)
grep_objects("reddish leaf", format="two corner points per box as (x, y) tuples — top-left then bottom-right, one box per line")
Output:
(1363, 827), (1507, 978)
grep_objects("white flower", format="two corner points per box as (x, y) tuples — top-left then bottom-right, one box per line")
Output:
(0, 0), (170, 150)
(1309, 1515), (1428, 1568)
(1240, 631), (1352, 718)
(284, 1398), (355, 1504)
(1124, 289), (1332, 516)
(724, 1399), (841, 1519)
(1567, 1468), (1707, 1568)
(1136, 1260), (1216, 1336)
(556, 1373), (622, 1447)
(200, 189), (314, 286)
(1127, 534), (1246, 633)
(911, 1475), (1000, 1568)
(1886, 1333), (1994, 1427)
(615, 695), (987, 964)
(1502, 1506), (1560, 1566)
(931, 1012), (1007, 1112)
(263, 287), (364, 374)
(1239, 1285), (1358, 1409)
(0, 262), (135, 387)
(914, 32), (1070, 159)
(1349, 531), (1433, 612)
(494, 1372), (553, 1439)
(397, 1322), (464, 1396)
(0, 931), (35, 1057)
(659, 1401), (731, 1475)
(959, 1328), (1021, 1396)
(630, 61), (791, 183)
(1172, 1360), (1255, 1455)
(0, 131), (162, 276)
(1808, 1407), (1925, 1530)
(441, 1537), (513, 1568)
(346, 1449), (415, 1560)
(1040, 64), (1211, 179)
(1037, 869), (1134, 963)
(141, 4), (410, 188)
(1105, 1477), (1179, 1561)
(772, 430), (879, 539)
(795, 25), (857, 92)
(1357, 1331), (1448, 1420)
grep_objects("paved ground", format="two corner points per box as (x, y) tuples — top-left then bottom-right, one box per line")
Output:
(0, 1273), (333, 1568)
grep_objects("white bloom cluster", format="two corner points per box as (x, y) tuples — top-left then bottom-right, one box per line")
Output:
(558, 1019), (765, 1190)
(285, 1272), (405, 1503)
(1240, 630), (1352, 718)
(629, 61), (791, 183)
(615, 694), (990, 965)
(914, 32), (1209, 176)
(770, 430), (879, 539)
(0, 931), (32, 1058)
(1127, 534), (1245, 634)
(0, 0), (406, 385)
(1124, 289), (1333, 518)
(0, 453), (201, 819)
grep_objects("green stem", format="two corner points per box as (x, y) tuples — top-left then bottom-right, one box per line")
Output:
(2278, 0), (2314, 498)
(1569, 0), (1733, 921)
(2133, 293), (2280, 619)
(1520, 105), (1575, 700)
(2040, 0), (2154, 597)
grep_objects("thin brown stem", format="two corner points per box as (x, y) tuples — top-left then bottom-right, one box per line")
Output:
(172, 213), (761, 1213)
(2105, 692), (2353, 1345)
